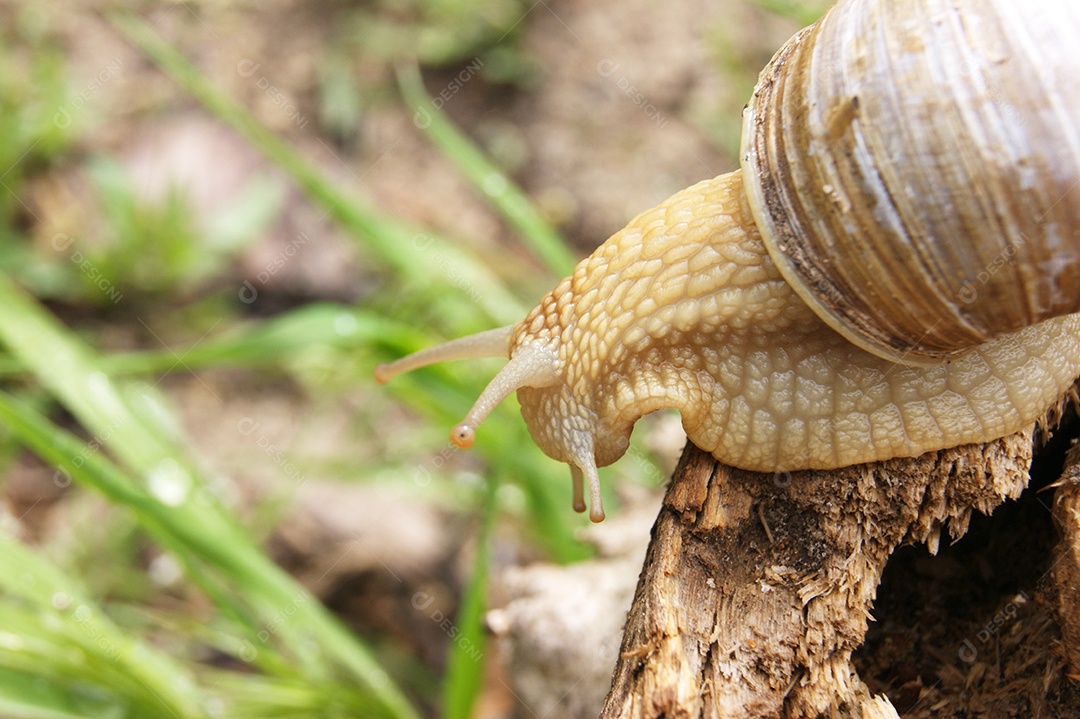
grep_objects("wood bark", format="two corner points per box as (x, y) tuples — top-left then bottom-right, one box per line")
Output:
(600, 430), (1046, 718)
(1051, 440), (1080, 677)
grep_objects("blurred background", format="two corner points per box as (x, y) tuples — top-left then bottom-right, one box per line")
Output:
(0, 1), (828, 717)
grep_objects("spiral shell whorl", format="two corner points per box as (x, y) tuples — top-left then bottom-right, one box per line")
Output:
(741, 0), (1080, 365)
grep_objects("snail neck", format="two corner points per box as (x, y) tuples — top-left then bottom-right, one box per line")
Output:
(516, 171), (1080, 474)
(516, 170), (805, 466)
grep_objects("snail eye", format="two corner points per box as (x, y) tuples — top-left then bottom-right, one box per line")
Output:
(375, 326), (561, 451)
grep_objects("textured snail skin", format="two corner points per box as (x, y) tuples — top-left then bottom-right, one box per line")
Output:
(377, 169), (1080, 522)
(510, 171), (1080, 476)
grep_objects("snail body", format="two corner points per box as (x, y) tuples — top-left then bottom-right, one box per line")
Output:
(377, 0), (1080, 522)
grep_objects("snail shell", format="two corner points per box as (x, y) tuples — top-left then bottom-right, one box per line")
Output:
(742, 0), (1080, 365)
(377, 0), (1080, 522)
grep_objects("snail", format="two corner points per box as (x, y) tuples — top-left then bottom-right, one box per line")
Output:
(377, 0), (1080, 522)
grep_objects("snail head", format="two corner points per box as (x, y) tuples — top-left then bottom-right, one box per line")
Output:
(374, 313), (618, 522)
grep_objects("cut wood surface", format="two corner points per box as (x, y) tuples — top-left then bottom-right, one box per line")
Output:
(601, 428), (1054, 718)
(1051, 441), (1080, 677)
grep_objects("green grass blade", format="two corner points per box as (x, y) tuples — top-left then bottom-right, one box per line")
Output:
(106, 10), (526, 327)
(0, 666), (105, 719)
(0, 272), (187, 480)
(0, 285), (591, 562)
(0, 535), (207, 718)
(0, 304), (424, 378)
(0, 270), (591, 564)
(107, 306), (423, 375)
(0, 273), (420, 719)
(0, 699), (88, 719)
(441, 472), (498, 719)
(0, 274), (264, 547)
(0, 388), (416, 719)
(0, 388), (263, 644)
(397, 63), (577, 278)
(745, 0), (829, 25)
(103, 11), (603, 564)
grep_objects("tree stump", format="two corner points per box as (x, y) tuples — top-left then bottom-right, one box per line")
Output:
(602, 389), (1080, 718)
(1051, 441), (1080, 677)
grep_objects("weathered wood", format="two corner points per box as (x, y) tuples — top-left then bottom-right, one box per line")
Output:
(1051, 441), (1080, 677)
(601, 431), (1042, 718)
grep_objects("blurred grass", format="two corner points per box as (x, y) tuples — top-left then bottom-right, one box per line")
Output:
(0, 0), (783, 716)
(747, 0), (831, 26)
(0, 531), (205, 718)
(105, 9), (598, 564)
(0, 275), (416, 718)
(396, 63), (578, 277)
(347, 0), (533, 69)
(442, 465), (499, 719)
(0, 2), (598, 717)
(108, 10), (527, 329)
